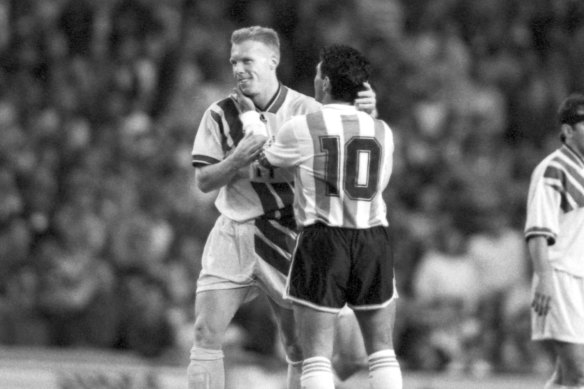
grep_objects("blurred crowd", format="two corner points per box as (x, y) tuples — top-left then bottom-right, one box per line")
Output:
(0, 0), (582, 375)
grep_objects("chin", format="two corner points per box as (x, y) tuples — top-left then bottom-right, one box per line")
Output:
(242, 89), (258, 99)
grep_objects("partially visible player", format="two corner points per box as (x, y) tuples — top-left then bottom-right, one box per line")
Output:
(188, 27), (377, 389)
(525, 93), (584, 389)
(241, 44), (401, 389)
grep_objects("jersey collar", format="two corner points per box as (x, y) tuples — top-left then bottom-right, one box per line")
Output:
(257, 84), (289, 114)
(322, 103), (358, 112)
(562, 144), (584, 168)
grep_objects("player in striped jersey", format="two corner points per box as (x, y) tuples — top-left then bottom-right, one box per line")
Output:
(241, 45), (401, 389)
(525, 94), (584, 389)
(188, 27), (377, 389)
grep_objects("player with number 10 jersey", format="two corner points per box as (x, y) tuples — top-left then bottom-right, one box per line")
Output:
(258, 104), (393, 229)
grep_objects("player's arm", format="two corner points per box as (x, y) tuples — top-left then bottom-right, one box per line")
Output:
(258, 119), (300, 169)
(355, 82), (377, 117)
(193, 108), (266, 193)
(194, 142), (258, 192)
(524, 169), (561, 317)
(527, 235), (554, 317)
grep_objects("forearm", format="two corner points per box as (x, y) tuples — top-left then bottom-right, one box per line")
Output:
(527, 236), (552, 276)
(195, 157), (245, 193)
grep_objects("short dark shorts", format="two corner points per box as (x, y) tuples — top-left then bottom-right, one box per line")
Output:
(285, 223), (395, 312)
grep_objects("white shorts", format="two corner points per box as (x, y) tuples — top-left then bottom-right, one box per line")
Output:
(196, 214), (295, 308)
(532, 269), (584, 344)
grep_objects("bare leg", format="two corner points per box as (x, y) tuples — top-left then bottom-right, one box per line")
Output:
(269, 300), (303, 389)
(294, 304), (337, 389)
(332, 308), (367, 381)
(188, 288), (250, 389)
(354, 300), (402, 389)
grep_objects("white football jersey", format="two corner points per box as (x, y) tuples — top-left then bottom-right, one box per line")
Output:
(260, 104), (394, 228)
(192, 85), (321, 222)
(525, 145), (584, 276)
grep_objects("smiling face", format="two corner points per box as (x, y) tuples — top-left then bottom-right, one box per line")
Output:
(230, 40), (279, 105)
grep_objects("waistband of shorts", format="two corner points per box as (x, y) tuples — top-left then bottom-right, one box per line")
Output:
(301, 222), (388, 232)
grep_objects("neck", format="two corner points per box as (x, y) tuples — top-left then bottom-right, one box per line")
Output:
(566, 142), (584, 164)
(321, 94), (352, 106)
(252, 77), (280, 111)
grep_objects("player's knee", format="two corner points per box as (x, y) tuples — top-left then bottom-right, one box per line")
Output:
(284, 341), (303, 362)
(279, 333), (303, 361)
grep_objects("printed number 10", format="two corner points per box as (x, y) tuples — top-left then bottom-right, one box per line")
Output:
(320, 136), (381, 201)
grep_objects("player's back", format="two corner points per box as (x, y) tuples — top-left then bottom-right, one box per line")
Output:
(293, 104), (394, 229)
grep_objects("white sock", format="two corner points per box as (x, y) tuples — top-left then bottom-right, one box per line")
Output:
(368, 349), (402, 389)
(301, 356), (335, 389)
(287, 357), (303, 389)
(188, 346), (224, 389)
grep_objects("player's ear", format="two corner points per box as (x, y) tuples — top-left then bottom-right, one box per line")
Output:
(270, 54), (279, 69)
(322, 76), (331, 93)
(561, 123), (573, 141)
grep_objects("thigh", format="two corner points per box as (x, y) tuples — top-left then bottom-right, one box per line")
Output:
(294, 304), (338, 359)
(334, 307), (367, 360)
(194, 288), (251, 348)
(332, 307), (368, 380)
(354, 298), (397, 355)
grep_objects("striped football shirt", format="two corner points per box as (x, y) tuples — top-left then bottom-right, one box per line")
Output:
(259, 104), (394, 229)
(524, 145), (584, 276)
(191, 85), (321, 222)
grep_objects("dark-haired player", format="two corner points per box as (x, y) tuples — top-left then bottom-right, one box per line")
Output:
(241, 44), (401, 389)
(525, 93), (584, 389)
(188, 27), (377, 389)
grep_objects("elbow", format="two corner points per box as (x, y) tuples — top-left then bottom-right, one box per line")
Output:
(196, 176), (213, 193)
(194, 169), (214, 193)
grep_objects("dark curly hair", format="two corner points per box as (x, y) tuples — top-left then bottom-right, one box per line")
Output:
(558, 93), (584, 142)
(319, 45), (370, 102)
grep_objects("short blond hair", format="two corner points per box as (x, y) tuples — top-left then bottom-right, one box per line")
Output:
(231, 26), (280, 61)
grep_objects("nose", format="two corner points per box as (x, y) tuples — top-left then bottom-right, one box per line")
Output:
(232, 61), (244, 75)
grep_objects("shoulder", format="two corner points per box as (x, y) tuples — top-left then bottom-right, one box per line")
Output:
(284, 87), (321, 114)
(531, 150), (564, 181)
(204, 97), (237, 116)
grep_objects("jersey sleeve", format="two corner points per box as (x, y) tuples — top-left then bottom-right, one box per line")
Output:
(191, 107), (224, 167)
(260, 117), (303, 168)
(524, 165), (561, 245)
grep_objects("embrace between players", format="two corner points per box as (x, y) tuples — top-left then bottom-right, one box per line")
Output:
(189, 26), (401, 389)
(188, 24), (584, 389)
